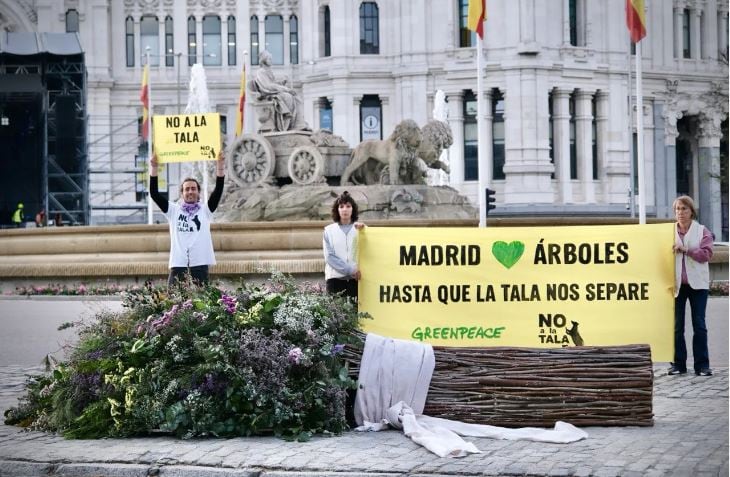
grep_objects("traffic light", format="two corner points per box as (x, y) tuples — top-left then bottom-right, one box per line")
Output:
(485, 188), (496, 215)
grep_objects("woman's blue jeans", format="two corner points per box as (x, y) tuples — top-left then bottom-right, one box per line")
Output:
(673, 284), (710, 373)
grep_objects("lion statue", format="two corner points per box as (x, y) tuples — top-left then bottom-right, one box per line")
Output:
(340, 119), (422, 186)
(417, 120), (452, 174)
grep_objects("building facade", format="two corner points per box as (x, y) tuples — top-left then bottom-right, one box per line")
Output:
(1, 0), (728, 238)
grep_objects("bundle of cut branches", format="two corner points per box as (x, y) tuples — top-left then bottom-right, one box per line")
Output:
(343, 338), (653, 427)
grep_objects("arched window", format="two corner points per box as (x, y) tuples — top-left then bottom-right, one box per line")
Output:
(165, 16), (174, 67)
(66, 9), (79, 33)
(250, 16), (259, 65)
(359, 2), (379, 54)
(188, 16), (197, 66)
(125, 16), (134, 67)
(203, 15), (221, 66)
(140, 15), (159, 66)
(290, 15), (299, 64)
(265, 15), (284, 64)
(227, 16), (236, 66)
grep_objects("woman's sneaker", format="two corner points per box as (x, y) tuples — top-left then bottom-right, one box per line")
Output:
(667, 365), (687, 375)
(696, 368), (713, 376)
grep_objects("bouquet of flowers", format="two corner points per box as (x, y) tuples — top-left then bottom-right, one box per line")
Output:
(4, 273), (364, 440)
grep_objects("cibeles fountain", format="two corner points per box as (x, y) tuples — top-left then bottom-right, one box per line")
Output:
(216, 51), (476, 221)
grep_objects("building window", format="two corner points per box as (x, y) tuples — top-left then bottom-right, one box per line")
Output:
(569, 92), (577, 179)
(125, 16), (135, 67)
(228, 16), (236, 66)
(140, 15), (159, 66)
(250, 16), (259, 65)
(323, 6), (331, 57)
(265, 15), (284, 64)
(165, 16), (174, 67)
(360, 2), (380, 54)
(319, 97), (333, 131)
(492, 89), (505, 181)
(591, 95), (597, 180)
(203, 15), (221, 66)
(463, 91), (477, 181)
(65, 9), (79, 33)
(682, 9), (691, 58)
(290, 15), (299, 65)
(568, 0), (585, 47)
(548, 91), (555, 179)
(360, 95), (382, 141)
(188, 16), (197, 66)
(458, 0), (476, 47)
(220, 115), (227, 138)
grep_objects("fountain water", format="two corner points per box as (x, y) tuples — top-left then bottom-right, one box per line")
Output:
(428, 90), (450, 187)
(183, 64), (213, 196)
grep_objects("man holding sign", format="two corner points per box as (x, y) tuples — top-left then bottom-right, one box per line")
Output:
(150, 148), (225, 287)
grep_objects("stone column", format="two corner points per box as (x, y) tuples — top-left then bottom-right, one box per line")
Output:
(719, 5), (729, 58)
(662, 106), (681, 211)
(575, 89), (595, 203)
(595, 91), (609, 197)
(697, 111), (725, 239)
(483, 89), (494, 185)
(447, 92), (465, 188)
(690, 7), (701, 60)
(221, 17), (228, 65)
(674, 6), (683, 58)
(562, 0), (571, 46)
(553, 89), (572, 203)
(283, 14), (290, 65)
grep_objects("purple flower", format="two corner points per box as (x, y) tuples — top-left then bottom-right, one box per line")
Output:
(220, 294), (237, 314)
(331, 344), (345, 356)
(288, 347), (304, 364)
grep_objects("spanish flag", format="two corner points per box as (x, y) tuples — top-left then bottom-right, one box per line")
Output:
(468, 0), (486, 39)
(626, 0), (646, 43)
(235, 65), (246, 136)
(140, 64), (149, 141)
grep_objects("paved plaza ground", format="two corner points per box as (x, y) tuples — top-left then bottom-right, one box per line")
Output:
(0, 297), (727, 476)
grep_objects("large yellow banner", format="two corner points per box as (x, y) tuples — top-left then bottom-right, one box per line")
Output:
(152, 113), (220, 163)
(358, 224), (675, 360)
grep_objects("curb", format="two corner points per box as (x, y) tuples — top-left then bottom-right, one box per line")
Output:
(0, 462), (408, 477)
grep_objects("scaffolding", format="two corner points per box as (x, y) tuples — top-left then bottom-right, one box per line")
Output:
(0, 32), (88, 225)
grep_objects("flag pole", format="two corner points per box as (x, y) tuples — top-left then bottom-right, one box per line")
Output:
(146, 49), (154, 225)
(635, 39), (645, 224)
(477, 34), (487, 227)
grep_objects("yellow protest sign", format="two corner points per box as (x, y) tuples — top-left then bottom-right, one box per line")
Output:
(358, 224), (675, 360)
(152, 113), (220, 163)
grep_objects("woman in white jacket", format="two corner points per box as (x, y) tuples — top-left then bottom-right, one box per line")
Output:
(668, 195), (714, 377)
(323, 191), (364, 301)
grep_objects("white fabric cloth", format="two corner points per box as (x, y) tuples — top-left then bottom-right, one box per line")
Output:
(165, 201), (216, 268)
(674, 220), (710, 295)
(353, 333), (588, 457)
(354, 333), (434, 426)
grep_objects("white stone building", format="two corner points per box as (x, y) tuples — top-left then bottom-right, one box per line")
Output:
(1, 0), (727, 239)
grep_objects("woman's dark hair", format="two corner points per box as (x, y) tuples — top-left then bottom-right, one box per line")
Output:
(331, 191), (358, 223)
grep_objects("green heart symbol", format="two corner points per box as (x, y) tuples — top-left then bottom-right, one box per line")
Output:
(491, 241), (525, 269)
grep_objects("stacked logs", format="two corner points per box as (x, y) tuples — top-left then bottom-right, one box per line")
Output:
(344, 341), (653, 427)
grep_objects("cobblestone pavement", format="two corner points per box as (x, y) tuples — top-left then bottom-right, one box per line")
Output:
(0, 364), (727, 477)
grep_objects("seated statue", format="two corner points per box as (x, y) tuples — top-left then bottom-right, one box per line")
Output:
(250, 50), (309, 132)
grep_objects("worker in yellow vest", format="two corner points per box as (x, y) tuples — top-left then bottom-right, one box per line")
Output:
(11, 202), (24, 228)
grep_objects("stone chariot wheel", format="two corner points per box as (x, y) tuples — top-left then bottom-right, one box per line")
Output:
(287, 145), (324, 185)
(229, 134), (275, 187)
